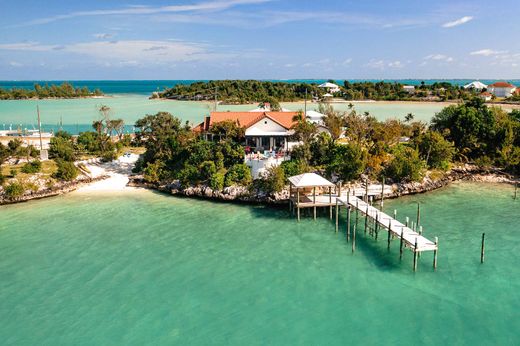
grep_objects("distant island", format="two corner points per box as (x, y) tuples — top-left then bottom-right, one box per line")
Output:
(0, 82), (104, 100)
(151, 80), (497, 104)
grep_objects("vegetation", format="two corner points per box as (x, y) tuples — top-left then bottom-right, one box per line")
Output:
(0, 82), (103, 100)
(4, 181), (25, 198)
(53, 160), (78, 181)
(21, 160), (42, 174)
(154, 80), (482, 103)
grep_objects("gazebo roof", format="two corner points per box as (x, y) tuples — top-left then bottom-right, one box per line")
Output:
(288, 173), (335, 188)
(319, 82), (339, 88)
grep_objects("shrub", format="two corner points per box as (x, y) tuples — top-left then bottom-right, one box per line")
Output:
(49, 136), (76, 161)
(0, 171), (5, 185)
(327, 143), (366, 181)
(101, 150), (117, 162)
(21, 160), (42, 174)
(224, 163), (252, 186)
(143, 161), (164, 183)
(4, 181), (25, 198)
(209, 169), (226, 191)
(10, 168), (17, 177)
(260, 165), (286, 194)
(199, 161), (217, 181)
(280, 160), (307, 178)
(385, 145), (425, 182)
(53, 160), (79, 181)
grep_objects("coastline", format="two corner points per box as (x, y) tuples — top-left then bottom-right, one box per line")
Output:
(154, 98), (520, 110)
(128, 164), (518, 205)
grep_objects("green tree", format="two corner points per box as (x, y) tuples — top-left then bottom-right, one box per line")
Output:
(385, 145), (425, 182)
(414, 131), (454, 170)
(53, 160), (79, 181)
(327, 143), (366, 181)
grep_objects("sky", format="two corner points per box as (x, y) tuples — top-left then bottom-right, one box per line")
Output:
(0, 0), (519, 80)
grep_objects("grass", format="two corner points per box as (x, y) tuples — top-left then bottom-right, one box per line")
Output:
(2, 159), (57, 180)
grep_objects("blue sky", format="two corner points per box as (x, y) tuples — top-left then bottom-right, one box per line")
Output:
(1, 0), (519, 80)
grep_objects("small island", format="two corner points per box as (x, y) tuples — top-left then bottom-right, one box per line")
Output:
(0, 82), (104, 100)
(151, 79), (520, 104)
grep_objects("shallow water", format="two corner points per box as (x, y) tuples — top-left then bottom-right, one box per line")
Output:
(0, 182), (519, 345)
(0, 94), (446, 133)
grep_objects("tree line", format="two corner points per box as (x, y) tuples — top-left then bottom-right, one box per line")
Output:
(133, 98), (520, 195)
(154, 80), (482, 103)
(0, 82), (103, 100)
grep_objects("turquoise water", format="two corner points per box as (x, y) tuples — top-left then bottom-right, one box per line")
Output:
(2, 80), (520, 95)
(1, 182), (519, 344)
(0, 94), (446, 134)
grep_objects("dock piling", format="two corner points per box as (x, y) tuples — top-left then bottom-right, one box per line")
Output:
(352, 224), (356, 253)
(481, 233), (485, 263)
(346, 206), (351, 242)
(335, 199), (339, 233)
(416, 203), (421, 228)
(433, 237), (438, 270)
(413, 237), (418, 272)
(387, 219), (392, 250)
(399, 229), (404, 260)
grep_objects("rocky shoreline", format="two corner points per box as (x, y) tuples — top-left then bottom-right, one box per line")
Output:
(0, 175), (109, 206)
(128, 164), (518, 205)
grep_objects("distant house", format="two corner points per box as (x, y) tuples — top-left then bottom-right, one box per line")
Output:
(480, 91), (493, 102)
(403, 85), (415, 93)
(464, 81), (488, 90)
(318, 82), (341, 94)
(488, 81), (516, 98)
(194, 111), (299, 152)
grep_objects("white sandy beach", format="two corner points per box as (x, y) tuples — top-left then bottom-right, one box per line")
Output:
(76, 154), (139, 192)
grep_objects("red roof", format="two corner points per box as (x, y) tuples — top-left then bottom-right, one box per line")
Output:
(195, 111), (299, 132)
(489, 81), (515, 88)
(480, 92), (492, 96)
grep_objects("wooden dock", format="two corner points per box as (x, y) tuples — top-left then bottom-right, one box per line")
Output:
(337, 192), (438, 271)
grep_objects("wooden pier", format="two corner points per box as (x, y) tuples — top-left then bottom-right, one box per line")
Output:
(288, 173), (439, 271)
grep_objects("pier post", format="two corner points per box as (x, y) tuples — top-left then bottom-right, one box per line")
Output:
(335, 199), (339, 233)
(375, 212), (379, 240)
(346, 206), (351, 242)
(338, 182), (342, 197)
(355, 200), (359, 226)
(405, 217), (409, 228)
(365, 179), (369, 203)
(481, 233), (485, 263)
(387, 220), (392, 250)
(515, 183), (518, 200)
(364, 204), (369, 234)
(380, 177), (385, 210)
(313, 187), (316, 220)
(297, 189), (300, 221)
(413, 237), (418, 272)
(416, 203), (421, 228)
(329, 186), (332, 220)
(399, 229), (404, 260)
(352, 224), (356, 253)
(419, 226), (423, 235)
(433, 237), (438, 270)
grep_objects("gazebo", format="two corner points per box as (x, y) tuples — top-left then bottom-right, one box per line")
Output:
(288, 173), (339, 221)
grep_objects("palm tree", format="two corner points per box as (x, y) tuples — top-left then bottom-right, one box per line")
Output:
(291, 111), (317, 144)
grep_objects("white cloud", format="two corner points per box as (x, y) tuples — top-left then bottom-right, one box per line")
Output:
(365, 59), (405, 70)
(9, 61), (23, 67)
(388, 60), (404, 68)
(0, 40), (232, 65)
(342, 58), (352, 65)
(470, 49), (507, 57)
(21, 0), (272, 26)
(284, 63), (294, 68)
(424, 54), (454, 62)
(442, 16), (473, 28)
(93, 33), (114, 39)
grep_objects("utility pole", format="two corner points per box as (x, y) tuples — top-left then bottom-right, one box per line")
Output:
(37, 105), (43, 151)
(214, 86), (218, 112)
(304, 88), (308, 116)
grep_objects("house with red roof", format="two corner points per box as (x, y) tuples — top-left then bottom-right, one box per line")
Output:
(488, 81), (517, 98)
(195, 111), (299, 152)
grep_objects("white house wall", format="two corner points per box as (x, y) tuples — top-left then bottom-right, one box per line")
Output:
(245, 117), (288, 136)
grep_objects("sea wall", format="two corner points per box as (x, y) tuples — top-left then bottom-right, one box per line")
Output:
(0, 175), (109, 206)
(129, 164), (517, 205)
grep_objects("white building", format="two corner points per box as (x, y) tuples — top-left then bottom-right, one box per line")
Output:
(318, 82), (341, 94)
(488, 82), (516, 98)
(464, 81), (488, 90)
(403, 85), (415, 93)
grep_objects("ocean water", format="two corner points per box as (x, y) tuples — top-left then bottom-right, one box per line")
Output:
(2, 79), (520, 95)
(0, 182), (519, 345)
(0, 95), (446, 134)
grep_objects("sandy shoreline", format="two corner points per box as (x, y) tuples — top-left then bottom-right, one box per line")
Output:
(76, 154), (139, 192)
